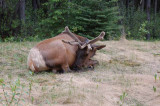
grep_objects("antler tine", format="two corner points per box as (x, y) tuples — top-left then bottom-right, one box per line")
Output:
(62, 40), (83, 49)
(64, 26), (82, 43)
(77, 31), (105, 49)
(62, 39), (92, 50)
(87, 31), (105, 44)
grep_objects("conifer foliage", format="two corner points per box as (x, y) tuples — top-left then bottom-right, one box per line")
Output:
(0, 0), (120, 41)
(38, 0), (120, 39)
(0, 0), (160, 41)
(71, 0), (121, 39)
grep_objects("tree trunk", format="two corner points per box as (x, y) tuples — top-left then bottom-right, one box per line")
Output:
(155, 0), (157, 16)
(19, 0), (25, 37)
(32, 0), (40, 10)
(0, 0), (6, 39)
(153, 0), (157, 38)
(19, 0), (25, 23)
(146, 0), (151, 40)
(0, 0), (6, 9)
(125, 0), (129, 25)
(32, 0), (37, 10)
(141, 0), (145, 12)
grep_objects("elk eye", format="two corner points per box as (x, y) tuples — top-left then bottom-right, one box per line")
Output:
(85, 53), (88, 56)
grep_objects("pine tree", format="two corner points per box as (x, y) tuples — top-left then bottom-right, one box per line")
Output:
(38, 0), (121, 39)
(71, 0), (121, 39)
(38, 0), (69, 37)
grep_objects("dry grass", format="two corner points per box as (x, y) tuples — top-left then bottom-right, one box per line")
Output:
(0, 40), (160, 106)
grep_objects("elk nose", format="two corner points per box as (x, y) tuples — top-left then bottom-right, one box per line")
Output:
(88, 65), (94, 70)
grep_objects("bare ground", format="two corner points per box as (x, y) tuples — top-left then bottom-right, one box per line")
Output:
(0, 40), (160, 106)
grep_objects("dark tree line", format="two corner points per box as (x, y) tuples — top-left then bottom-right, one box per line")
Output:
(119, 0), (160, 40)
(0, 0), (160, 41)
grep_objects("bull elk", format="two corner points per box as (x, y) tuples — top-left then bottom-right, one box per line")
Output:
(27, 26), (106, 73)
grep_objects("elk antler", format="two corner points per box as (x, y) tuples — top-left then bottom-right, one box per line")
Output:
(62, 40), (92, 50)
(63, 26), (82, 44)
(62, 40), (82, 48)
(62, 26), (105, 50)
(87, 31), (105, 44)
(69, 31), (105, 49)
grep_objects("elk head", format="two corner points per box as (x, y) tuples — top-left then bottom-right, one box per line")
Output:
(62, 26), (106, 70)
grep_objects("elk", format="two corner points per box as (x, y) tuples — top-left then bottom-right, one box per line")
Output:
(27, 26), (106, 73)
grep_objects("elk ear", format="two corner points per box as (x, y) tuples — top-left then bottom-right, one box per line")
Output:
(94, 45), (106, 50)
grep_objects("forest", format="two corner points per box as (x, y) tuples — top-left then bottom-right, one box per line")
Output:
(0, 0), (160, 41)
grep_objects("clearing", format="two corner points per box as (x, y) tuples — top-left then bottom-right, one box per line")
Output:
(0, 40), (160, 106)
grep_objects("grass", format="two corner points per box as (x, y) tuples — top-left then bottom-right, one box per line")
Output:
(109, 58), (141, 67)
(0, 40), (160, 105)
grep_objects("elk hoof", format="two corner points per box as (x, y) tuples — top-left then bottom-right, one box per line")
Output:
(52, 69), (57, 73)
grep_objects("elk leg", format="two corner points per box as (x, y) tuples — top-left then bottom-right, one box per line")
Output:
(51, 67), (60, 73)
(62, 64), (72, 73)
(52, 69), (57, 73)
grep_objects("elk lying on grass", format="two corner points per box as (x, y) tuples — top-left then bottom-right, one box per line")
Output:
(27, 26), (106, 73)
